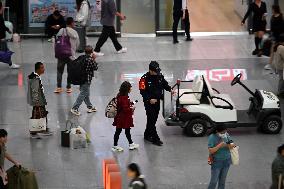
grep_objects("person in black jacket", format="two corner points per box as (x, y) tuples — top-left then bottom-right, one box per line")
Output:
(0, 2), (19, 69)
(45, 10), (65, 41)
(139, 61), (173, 146)
(264, 5), (284, 70)
(271, 5), (284, 43)
(242, 0), (267, 56)
(127, 163), (147, 189)
(172, 0), (193, 44)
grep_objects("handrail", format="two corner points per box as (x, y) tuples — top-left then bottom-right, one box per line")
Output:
(210, 96), (234, 110)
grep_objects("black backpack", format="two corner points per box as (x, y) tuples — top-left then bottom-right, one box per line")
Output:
(68, 55), (87, 85)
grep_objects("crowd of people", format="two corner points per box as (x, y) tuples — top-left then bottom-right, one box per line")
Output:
(1, 0), (284, 188)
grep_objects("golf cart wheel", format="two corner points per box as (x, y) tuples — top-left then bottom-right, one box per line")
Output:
(185, 119), (208, 137)
(262, 115), (282, 134)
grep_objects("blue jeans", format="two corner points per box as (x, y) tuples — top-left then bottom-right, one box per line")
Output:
(208, 158), (231, 189)
(72, 83), (93, 110)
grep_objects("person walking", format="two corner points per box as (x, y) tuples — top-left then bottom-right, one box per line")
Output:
(0, 2), (19, 69)
(172, 0), (193, 44)
(242, 0), (267, 56)
(112, 81), (139, 152)
(94, 0), (127, 56)
(27, 62), (52, 137)
(127, 163), (147, 189)
(272, 36), (284, 98)
(70, 46), (97, 116)
(45, 10), (66, 42)
(271, 144), (284, 189)
(54, 17), (80, 94)
(0, 129), (21, 189)
(75, 0), (91, 52)
(139, 61), (173, 146)
(208, 125), (235, 189)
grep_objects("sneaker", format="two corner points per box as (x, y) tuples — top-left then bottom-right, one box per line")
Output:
(252, 49), (259, 55)
(112, 146), (124, 152)
(186, 37), (193, 41)
(71, 108), (81, 116)
(54, 88), (63, 93)
(173, 40), (179, 44)
(117, 47), (127, 54)
(152, 140), (163, 146)
(264, 64), (272, 70)
(129, 143), (139, 150)
(66, 88), (72, 93)
(87, 107), (97, 113)
(94, 51), (104, 57)
(9, 64), (20, 69)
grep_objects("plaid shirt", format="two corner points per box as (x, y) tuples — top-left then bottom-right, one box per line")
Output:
(85, 55), (96, 83)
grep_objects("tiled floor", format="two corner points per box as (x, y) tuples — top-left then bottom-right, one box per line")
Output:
(0, 35), (282, 188)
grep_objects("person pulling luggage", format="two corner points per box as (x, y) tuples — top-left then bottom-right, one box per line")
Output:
(0, 129), (21, 188)
(139, 61), (173, 146)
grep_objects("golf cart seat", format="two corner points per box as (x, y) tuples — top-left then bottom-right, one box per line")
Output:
(203, 76), (235, 109)
(177, 76), (203, 105)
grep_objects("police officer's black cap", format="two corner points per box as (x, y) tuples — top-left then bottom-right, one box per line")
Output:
(149, 61), (161, 73)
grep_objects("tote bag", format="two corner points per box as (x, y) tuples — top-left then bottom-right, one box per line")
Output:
(29, 107), (47, 132)
(55, 29), (72, 59)
(230, 146), (240, 165)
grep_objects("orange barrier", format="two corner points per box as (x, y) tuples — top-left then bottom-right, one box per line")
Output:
(106, 164), (120, 189)
(108, 172), (122, 189)
(103, 159), (116, 189)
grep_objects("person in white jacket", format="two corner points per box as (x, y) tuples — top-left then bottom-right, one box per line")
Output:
(54, 17), (80, 94)
(75, 0), (91, 52)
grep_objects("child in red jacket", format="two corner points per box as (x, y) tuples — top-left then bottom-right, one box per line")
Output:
(112, 81), (139, 152)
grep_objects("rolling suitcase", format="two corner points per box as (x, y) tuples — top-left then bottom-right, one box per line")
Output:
(75, 26), (86, 53)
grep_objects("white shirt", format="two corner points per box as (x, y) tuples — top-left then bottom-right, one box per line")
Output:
(182, 0), (187, 10)
(57, 27), (80, 60)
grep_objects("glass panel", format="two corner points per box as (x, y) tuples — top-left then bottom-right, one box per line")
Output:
(280, 1), (284, 13)
(158, 0), (181, 31)
(121, 0), (155, 33)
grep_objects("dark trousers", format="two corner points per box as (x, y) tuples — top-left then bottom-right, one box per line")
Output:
(46, 28), (60, 38)
(57, 58), (71, 89)
(144, 101), (160, 142)
(0, 40), (12, 66)
(94, 25), (122, 52)
(172, 9), (191, 42)
(114, 128), (133, 146)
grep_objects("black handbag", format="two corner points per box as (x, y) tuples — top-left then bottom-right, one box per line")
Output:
(61, 120), (75, 147)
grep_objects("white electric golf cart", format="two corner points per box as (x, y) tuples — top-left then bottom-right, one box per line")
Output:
(163, 73), (282, 137)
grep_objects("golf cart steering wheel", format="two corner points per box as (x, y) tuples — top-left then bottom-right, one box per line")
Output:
(231, 73), (242, 86)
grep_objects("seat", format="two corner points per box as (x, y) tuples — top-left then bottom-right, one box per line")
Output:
(176, 76), (203, 105)
(202, 76), (235, 108)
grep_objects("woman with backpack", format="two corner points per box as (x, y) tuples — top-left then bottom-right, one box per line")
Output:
(112, 81), (139, 152)
(207, 125), (235, 189)
(127, 163), (147, 189)
(75, 0), (91, 52)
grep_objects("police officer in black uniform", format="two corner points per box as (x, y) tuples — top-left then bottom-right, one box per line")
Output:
(172, 0), (193, 44)
(139, 61), (172, 146)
